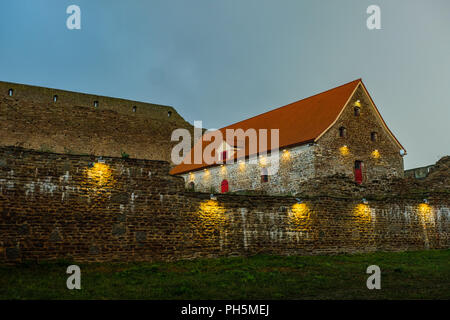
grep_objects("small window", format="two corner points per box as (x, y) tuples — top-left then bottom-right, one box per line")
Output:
(132, 106), (137, 113)
(261, 167), (268, 183)
(168, 111), (172, 118)
(53, 95), (58, 102)
(339, 126), (346, 138)
(371, 132), (378, 142)
(94, 101), (99, 108)
(188, 181), (195, 191)
(354, 107), (360, 116)
(8, 89), (13, 96)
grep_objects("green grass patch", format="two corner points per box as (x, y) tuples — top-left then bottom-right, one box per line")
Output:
(0, 250), (449, 300)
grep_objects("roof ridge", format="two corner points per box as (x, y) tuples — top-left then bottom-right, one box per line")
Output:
(217, 78), (361, 130)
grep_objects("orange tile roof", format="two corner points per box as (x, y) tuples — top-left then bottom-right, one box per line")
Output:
(170, 79), (402, 175)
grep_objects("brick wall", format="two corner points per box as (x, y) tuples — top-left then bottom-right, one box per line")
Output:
(0, 147), (448, 264)
(0, 81), (193, 162)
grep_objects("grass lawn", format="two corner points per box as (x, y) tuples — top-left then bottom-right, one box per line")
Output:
(0, 250), (449, 300)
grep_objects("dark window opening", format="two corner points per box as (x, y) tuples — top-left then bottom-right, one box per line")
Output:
(354, 107), (360, 116)
(53, 95), (58, 102)
(188, 181), (195, 191)
(221, 151), (228, 161)
(168, 111), (172, 118)
(339, 126), (346, 137)
(354, 160), (363, 184)
(8, 89), (13, 96)
(371, 132), (378, 142)
(132, 106), (137, 113)
(94, 101), (99, 108)
(261, 168), (269, 183)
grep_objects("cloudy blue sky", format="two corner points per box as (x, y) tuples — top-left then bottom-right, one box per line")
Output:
(1, 0), (449, 169)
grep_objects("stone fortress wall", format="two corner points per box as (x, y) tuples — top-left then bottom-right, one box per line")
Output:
(0, 146), (448, 264)
(0, 81), (193, 162)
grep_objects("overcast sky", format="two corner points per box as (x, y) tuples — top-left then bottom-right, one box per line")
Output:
(1, 0), (449, 169)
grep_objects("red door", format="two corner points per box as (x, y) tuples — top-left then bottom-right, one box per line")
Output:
(221, 179), (229, 193)
(354, 161), (363, 184)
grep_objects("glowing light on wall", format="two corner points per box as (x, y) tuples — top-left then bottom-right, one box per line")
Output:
(282, 149), (290, 160)
(371, 150), (380, 159)
(203, 169), (210, 178)
(288, 202), (311, 232)
(188, 172), (195, 181)
(339, 145), (349, 156)
(198, 200), (227, 227)
(259, 156), (267, 167)
(354, 100), (361, 107)
(418, 203), (432, 218)
(354, 203), (371, 222)
(239, 161), (245, 172)
(220, 165), (227, 175)
(85, 162), (115, 188)
(291, 203), (309, 218)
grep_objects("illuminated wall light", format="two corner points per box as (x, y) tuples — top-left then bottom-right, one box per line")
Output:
(354, 203), (371, 220)
(418, 203), (432, 220)
(220, 165), (227, 174)
(259, 156), (267, 166)
(198, 200), (226, 225)
(282, 149), (290, 160)
(371, 150), (380, 159)
(291, 202), (309, 219)
(203, 169), (210, 178)
(339, 145), (349, 156)
(239, 161), (245, 172)
(85, 162), (115, 188)
(355, 100), (361, 107)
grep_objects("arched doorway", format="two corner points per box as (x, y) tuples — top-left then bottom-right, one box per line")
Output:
(221, 179), (229, 193)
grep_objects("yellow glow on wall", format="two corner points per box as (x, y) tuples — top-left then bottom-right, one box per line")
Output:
(291, 203), (309, 218)
(198, 200), (227, 226)
(85, 162), (115, 188)
(239, 161), (245, 172)
(282, 149), (290, 160)
(339, 145), (349, 156)
(220, 165), (227, 174)
(203, 169), (210, 179)
(371, 150), (380, 159)
(259, 156), (267, 167)
(418, 203), (432, 219)
(188, 172), (195, 181)
(354, 100), (361, 107)
(353, 203), (371, 222)
(288, 202), (311, 232)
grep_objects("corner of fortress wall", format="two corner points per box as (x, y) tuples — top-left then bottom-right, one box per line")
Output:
(0, 146), (448, 264)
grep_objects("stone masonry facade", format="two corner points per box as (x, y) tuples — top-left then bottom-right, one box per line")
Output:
(0, 147), (448, 264)
(181, 84), (404, 195)
(0, 81), (193, 162)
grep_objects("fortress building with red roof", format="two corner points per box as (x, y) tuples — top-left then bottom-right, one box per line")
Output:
(171, 79), (406, 195)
